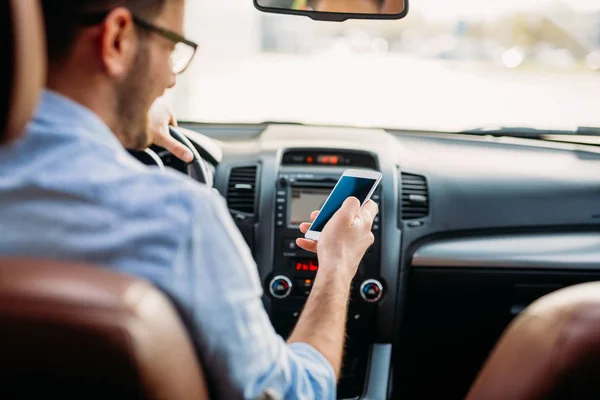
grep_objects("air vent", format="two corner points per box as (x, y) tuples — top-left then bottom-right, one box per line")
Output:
(227, 166), (258, 214)
(401, 173), (429, 220)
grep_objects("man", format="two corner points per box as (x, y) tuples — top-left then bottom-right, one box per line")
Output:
(305, 0), (382, 13)
(0, 0), (377, 399)
(292, 0), (404, 14)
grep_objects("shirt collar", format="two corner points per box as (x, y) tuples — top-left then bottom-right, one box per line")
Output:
(34, 89), (125, 153)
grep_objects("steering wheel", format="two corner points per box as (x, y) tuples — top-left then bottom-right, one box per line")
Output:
(168, 126), (213, 187)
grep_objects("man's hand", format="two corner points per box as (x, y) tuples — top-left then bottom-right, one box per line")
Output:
(296, 197), (378, 283)
(147, 97), (194, 163)
(288, 197), (378, 379)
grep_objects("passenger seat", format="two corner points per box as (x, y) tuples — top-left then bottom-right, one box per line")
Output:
(467, 282), (600, 400)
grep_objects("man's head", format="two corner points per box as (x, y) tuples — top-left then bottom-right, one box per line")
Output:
(41, 0), (187, 149)
(307, 0), (383, 13)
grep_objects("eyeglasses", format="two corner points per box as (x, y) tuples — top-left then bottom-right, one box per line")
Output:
(80, 11), (198, 75)
(131, 15), (198, 74)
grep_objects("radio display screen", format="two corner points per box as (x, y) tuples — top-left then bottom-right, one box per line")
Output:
(289, 187), (331, 226)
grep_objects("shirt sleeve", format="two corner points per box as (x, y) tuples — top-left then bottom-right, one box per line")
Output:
(175, 187), (336, 400)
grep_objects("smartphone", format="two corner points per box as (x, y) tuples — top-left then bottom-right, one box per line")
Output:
(304, 169), (382, 241)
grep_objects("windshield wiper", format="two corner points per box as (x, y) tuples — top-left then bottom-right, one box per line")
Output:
(461, 126), (600, 138)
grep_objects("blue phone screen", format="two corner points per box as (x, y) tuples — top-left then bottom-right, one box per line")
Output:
(309, 176), (377, 233)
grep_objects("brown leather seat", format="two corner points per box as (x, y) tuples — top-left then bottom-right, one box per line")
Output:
(0, 259), (209, 399)
(1, 0), (45, 144)
(1, 1), (209, 399)
(467, 282), (600, 400)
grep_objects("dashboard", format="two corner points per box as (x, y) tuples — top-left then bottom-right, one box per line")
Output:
(146, 123), (600, 399)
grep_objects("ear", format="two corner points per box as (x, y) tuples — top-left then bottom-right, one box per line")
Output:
(99, 8), (138, 79)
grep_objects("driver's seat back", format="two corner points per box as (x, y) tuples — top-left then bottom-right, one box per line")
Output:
(0, 259), (209, 400)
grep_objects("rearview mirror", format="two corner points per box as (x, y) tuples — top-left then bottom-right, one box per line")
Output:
(254, 0), (408, 22)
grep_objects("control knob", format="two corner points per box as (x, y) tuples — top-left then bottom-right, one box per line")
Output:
(269, 275), (293, 299)
(360, 279), (383, 303)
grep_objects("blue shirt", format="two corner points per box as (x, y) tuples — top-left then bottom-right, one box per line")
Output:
(0, 90), (335, 400)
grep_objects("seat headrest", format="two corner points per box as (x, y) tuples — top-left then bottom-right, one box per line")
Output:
(1, 0), (46, 144)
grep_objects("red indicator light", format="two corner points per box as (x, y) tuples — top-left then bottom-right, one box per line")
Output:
(294, 260), (319, 272)
(306, 156), (313, 164)
(330, 156), (339, 164)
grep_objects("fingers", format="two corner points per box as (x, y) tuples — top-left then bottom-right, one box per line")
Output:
(334, 197), (361, 225)
(148, 96), (189, 161)
(154, 132), (194, 163)
(299, 211), (320, 233)
(310, 210), (319, 221)
(296, 238), (317, 254)
(299, 222), (311, 234)
(360, 200), (379, 225)
(342, 197), (361, 215)
(168, 110), (178, 127)
(300, 211), (319, 233)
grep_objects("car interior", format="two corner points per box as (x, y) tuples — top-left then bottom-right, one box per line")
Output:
(2, 0), (600, 399)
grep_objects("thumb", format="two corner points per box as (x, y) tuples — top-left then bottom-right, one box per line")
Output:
(330, 196), (361, 226)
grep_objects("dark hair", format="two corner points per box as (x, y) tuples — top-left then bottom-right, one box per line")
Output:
(41, 0), (167, 63)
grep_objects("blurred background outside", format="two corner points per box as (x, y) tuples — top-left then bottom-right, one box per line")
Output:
(170, 0), (600, 132)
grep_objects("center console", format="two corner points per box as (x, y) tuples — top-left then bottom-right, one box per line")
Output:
(264, 151), (385, 399)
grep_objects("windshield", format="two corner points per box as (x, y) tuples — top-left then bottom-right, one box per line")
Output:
(169, 0), (600, 132)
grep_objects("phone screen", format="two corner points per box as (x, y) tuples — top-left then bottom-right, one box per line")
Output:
(309, 176), (378, 233)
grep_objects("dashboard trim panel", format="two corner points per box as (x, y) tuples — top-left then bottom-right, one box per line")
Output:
(360, 344), (392, 400)
(412, 232), (600, 269)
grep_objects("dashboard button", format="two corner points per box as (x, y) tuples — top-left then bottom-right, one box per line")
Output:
(284, 239), (297, 250)
(276, 221), (284, 227)
(270, 276), (293, 299)
(360, 279), (383, 303)
(296, 278), (314, 296)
